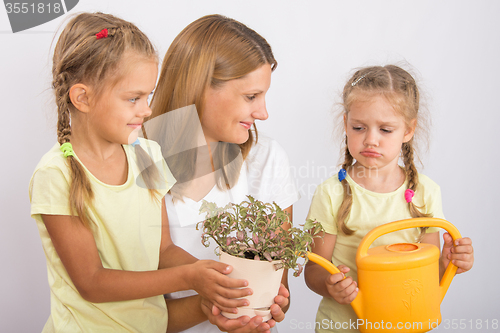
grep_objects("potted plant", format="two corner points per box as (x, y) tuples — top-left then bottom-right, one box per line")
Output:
(198, 195), (323, 320)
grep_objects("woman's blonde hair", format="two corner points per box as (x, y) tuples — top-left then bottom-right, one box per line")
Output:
(52, 12), (161, 227)
(338, 65), (431, 236)
(148, 14), (277, 200)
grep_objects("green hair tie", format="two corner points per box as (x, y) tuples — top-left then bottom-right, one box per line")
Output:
(60, 142), (75, 158)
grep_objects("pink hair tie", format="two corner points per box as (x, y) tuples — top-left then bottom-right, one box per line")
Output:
(405, 189), (415, 203)
(96, 28), (108, 40)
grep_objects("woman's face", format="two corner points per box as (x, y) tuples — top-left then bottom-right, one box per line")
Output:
(201, 64), (272, 144)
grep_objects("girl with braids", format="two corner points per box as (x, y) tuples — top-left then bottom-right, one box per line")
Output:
(29, 12), (250, 333)
(304, 65), (474, 333)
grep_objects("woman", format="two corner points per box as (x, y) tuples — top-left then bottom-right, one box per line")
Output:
(145, 14), (299, 332)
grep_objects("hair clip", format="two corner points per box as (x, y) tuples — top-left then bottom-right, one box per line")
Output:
(338, 169), (347, 182)
(404, 189), (415, 203)
(351, 74), (367, 87)
(60, 142), (75, 158)
(95, 28), (108, 40)
(130, 138), (140, 147)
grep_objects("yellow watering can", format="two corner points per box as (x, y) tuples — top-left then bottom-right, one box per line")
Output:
(307, 218), (461, 333)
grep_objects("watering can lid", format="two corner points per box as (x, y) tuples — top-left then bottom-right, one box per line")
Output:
(357, 242), (440, 271)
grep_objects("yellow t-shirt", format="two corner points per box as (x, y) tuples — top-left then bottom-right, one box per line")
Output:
(29, 138), (175, 333)
(306, 171), (444, 333)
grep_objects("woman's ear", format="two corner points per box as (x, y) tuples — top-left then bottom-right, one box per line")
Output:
(403, 119), (417, 143)
(69, 84), (91, 113)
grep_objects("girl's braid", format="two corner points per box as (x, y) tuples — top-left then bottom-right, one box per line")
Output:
(402, 140), (431, 239)
(337, 138), (355, 235)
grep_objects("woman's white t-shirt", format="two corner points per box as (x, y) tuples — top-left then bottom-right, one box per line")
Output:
(165, 136), (300, 333)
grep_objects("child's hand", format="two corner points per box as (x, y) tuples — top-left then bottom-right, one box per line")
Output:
(441, 233), (474, 274)
(189, 260), (251, 313)
(325, 265), (358, 304)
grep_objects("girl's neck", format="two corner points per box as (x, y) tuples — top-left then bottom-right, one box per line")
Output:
(349, 162), (406, 193)
(69, 122), (128, 186)
(70, 120), (124, 162)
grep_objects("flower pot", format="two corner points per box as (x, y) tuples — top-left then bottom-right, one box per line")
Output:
(220, 251), (284, 321)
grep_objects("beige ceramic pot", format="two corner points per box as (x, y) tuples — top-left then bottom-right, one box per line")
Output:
(220, 251), (284, 321)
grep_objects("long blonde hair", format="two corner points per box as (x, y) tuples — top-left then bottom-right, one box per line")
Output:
(338, 65), (431, 236)
(52, 12), (161, 227)
(148, 14), (277, 200)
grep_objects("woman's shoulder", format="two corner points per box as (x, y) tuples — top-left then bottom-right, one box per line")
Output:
(247, 134), (288, 162)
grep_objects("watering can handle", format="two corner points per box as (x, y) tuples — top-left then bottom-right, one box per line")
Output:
(356, 217), (462, 302)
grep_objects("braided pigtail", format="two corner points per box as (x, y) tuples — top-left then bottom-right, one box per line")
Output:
(337, 137), (356, 235)
(402, 140), (431, 240)
(53, 72), (94, 228)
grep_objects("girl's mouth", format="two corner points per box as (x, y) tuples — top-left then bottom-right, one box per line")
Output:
(360, 150), (381, 157)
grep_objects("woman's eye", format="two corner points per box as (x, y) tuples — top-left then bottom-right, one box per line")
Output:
(129, 97), (138, 103)
(246, 95), (256, 101)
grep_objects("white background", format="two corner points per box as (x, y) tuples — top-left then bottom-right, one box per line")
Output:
(1, 1), (498, 332)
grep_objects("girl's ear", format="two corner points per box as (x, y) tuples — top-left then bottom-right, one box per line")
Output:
(343, 113), (348, 133)
(403, 119), (417, 143)
(69, 84), (91, 113)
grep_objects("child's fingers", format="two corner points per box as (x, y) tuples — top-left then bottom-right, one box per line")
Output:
(326, 272), (346, 285)
(452, 259), (474, 273)
(337, 265), (351, 273)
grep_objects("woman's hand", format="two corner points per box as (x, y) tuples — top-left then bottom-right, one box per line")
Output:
(325, 265), (358, 304)
(200, 284), (289, 333)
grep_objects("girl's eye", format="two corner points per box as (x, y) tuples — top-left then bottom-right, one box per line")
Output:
(381, 128), (393, 133)
(352, 126), (363, 131)
(129, 98), (138, 103)
(246, 95), (256, 101)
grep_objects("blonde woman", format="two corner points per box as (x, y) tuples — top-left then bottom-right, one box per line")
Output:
(146, 14), (299, 333)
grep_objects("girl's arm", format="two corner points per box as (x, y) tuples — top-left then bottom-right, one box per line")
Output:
(421, 232), (474, 279)
(42, 208), (249, 309)
(304, 232), (358, 304)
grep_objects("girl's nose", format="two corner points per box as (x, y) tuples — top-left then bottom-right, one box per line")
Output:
(140, 103), (153, 118)
(364, 129), (379, 146)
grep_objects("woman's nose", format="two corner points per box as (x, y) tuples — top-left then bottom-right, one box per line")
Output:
(252, 102), (268, 121)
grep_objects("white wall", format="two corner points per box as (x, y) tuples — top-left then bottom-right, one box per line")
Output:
(1, 1), (498, 332)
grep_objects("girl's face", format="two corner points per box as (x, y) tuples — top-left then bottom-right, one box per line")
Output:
(90, 58), (157, 145)
(200, 64), (272, 144)
(345, 94), (415, 172)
